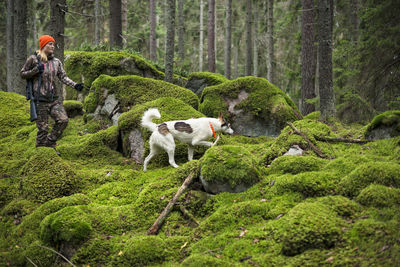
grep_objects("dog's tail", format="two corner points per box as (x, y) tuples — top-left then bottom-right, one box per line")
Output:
(141, 108), (161, 132)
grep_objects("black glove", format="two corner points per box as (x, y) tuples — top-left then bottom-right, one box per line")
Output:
(74, 83), (84, 91)
(37, 62), (44, 74)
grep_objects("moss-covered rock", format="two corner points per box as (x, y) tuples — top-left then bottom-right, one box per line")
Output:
(364, 110), (400, 140)
(200, 145), (261, 193)
(267, 155), (327, 175)
(199, 77), (300, 137)
(279, 202), (345, 256)
(185, 72), (229, 96)
(0, 92), (32, 140)
(356, 184), (400, 207)
(20, 148), (81, 203)
(63, 100), (84, 118)
(307, 195), (362, 218)
(118, 97), (205, 165)
(83, 74), (198, 115)
(338, 162), (400, 197)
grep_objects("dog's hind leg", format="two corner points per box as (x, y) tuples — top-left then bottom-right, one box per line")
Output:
(187, 145), (194, 161)
(143, 145), (160, 172)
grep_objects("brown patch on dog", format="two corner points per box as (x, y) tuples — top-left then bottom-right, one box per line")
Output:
(174, 122), (193, 134)
(158, 123), (169, 135)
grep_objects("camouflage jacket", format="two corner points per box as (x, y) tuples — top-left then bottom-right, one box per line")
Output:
(20, 53), (77, 102)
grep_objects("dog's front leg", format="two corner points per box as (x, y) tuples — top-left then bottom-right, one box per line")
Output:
(188, 145), (194, 161)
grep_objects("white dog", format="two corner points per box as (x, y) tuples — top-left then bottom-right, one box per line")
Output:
(141, 108), (234, 171)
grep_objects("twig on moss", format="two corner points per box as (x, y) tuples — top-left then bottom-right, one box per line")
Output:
(314, 136), (367, 144)
(286, 122), (330, 159)
(36, 244), (76, 267)
(26, 257), (38, 267)
(177, 204), (200, 226)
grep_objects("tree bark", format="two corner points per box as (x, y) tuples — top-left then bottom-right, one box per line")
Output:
(177, 0), (185, 65)
(224, 0), (232, 79)
(6, 0), (14, 92)
(49, 0), (66, 63)
(350, 0), (359, 43)
(245, 0), (253, 76)
(266, 0), (274, 83)
(109, 0), (122, 49)
(233, 45), (238, 78)
(318, 0), (336, 120)
(207, 0), (216, 73)
(121, 0), (128, 47)
(199, 0), (204, 72)
(253, 1), (259, 77)
(150, 0), (157, 62)
(13, 0), (28, 95)
(95, 0), (101, 45)
(164, 0), (176, 83)
(301, 0), (316, 115)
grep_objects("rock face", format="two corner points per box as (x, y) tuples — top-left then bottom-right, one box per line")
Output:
(185, 72), (228, 97)
(364, 110), (400, 140)
(199, 145), (261, 194)
(199, 77), (300, 137)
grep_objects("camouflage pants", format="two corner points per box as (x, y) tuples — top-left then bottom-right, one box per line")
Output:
(36, 100), (69, 147)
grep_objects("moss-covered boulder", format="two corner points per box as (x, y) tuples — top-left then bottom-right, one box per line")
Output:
(63, 100), (84, 118)
(279, 202), (345, 256)
(0, 92), (32, 140)
(364, 110), (400, 140)
(185, 72), (228, 96)
(338, 162), (400, 197)
(20, 148), (81, 203)
(118, 97), (204, 165)
(356, 184), (400, 207)
(199, 145), (261, 194)
(267, 155), (327, 175)
(199, 77), (301, 137)
(83, 74), (198, 126)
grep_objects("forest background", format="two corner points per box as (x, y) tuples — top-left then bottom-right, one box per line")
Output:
(1, 0), (399, 121)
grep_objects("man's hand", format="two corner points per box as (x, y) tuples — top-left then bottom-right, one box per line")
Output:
(74, 83), (84, 91)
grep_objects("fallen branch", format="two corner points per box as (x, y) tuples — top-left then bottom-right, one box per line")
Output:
(36, 244), (76, 267)
(286, 122), (330, 159)
(314, 136), (368, 144)
(177, 204), (200, 226)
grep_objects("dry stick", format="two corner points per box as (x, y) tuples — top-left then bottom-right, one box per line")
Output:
(26, 257), (38, 267)
(286, 122), (330, 159)
(147, 135), (221, 235)
(178, 204), (200, 226)
(314, 136), (368, 144)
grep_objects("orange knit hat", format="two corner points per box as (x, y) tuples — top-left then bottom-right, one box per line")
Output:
(39, 35), (55, 50)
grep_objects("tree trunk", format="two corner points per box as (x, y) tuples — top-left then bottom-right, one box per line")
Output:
(109, 0), (122, 49)
(207, 0), (216, 73)
(13, 0), (28, 95)
(253, 1), (259, 77)
(301, 0), (316, 115)
(95, 0), (101, 45)
(224, 0), (232, 79)
(233, 45), (238, 78)
(266, 0), (274, 83)
(245, 0), (252, 76)
(199, 0), (204, 72)
(164, 0), (176, 83)
(6, 0), (14, 92)
(318, 0), (336, 120)
(350, 0), (359, 43)
(177, 0), (185, 65)
(150, 0), (157, 62)
(121, 0), (128, 47)
(49, 0), (66, 63)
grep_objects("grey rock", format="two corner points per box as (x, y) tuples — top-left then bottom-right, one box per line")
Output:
(199, 175), (253, 194)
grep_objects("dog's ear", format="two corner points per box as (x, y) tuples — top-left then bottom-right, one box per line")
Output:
(218, 112), (224, 120)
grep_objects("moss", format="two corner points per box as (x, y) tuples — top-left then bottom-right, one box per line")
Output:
(307, 195), (362, 218)
(0, 92), (32, 140)
(0, 177), (20, 209)
(267, 155), (327, 175)
(88, 181), (139, 206)
(279, 202), (345, 256)
(303, 111), (321, 120)
(356, 184), (400, 207)
(1, 199), (37, 218)
(83, 74), (198, 113)
(63, 100), (83, 118)
(199, 76), (299, 125)
(365, 110), (400, 134)
(20, 147), (81, 203)
(187, 72), (229, 86)
(200, 145), (261, 188)
(338, 162), (400, 197)
(181, 254), (235, 266)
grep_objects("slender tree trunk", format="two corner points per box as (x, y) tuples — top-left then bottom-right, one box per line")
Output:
(121, 0), (128, 47)
(13, 0), (28, 95)
(6, 0), (14, 92)
(245, 0), (252, 76)
(253, 1), (259, 77)
(301, 0), (316, 115)
(177, 0), (185, 65)
(199, 0), (204, 71)
(164, 0), (176, 83)
(224, 0), (232, 79)
(350, 0), (359, 43)
(233, 45), (238, 78)
(109, 0), (122, 49)
(208, 0), (216, 73)
(150, 0), (157, 62)
(318, 0), (336, 120)
(266, 0), (274, 82)
(49, 0), (66, 63)
(95, 0), (101, 45)
(32, 2), (37, 54)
